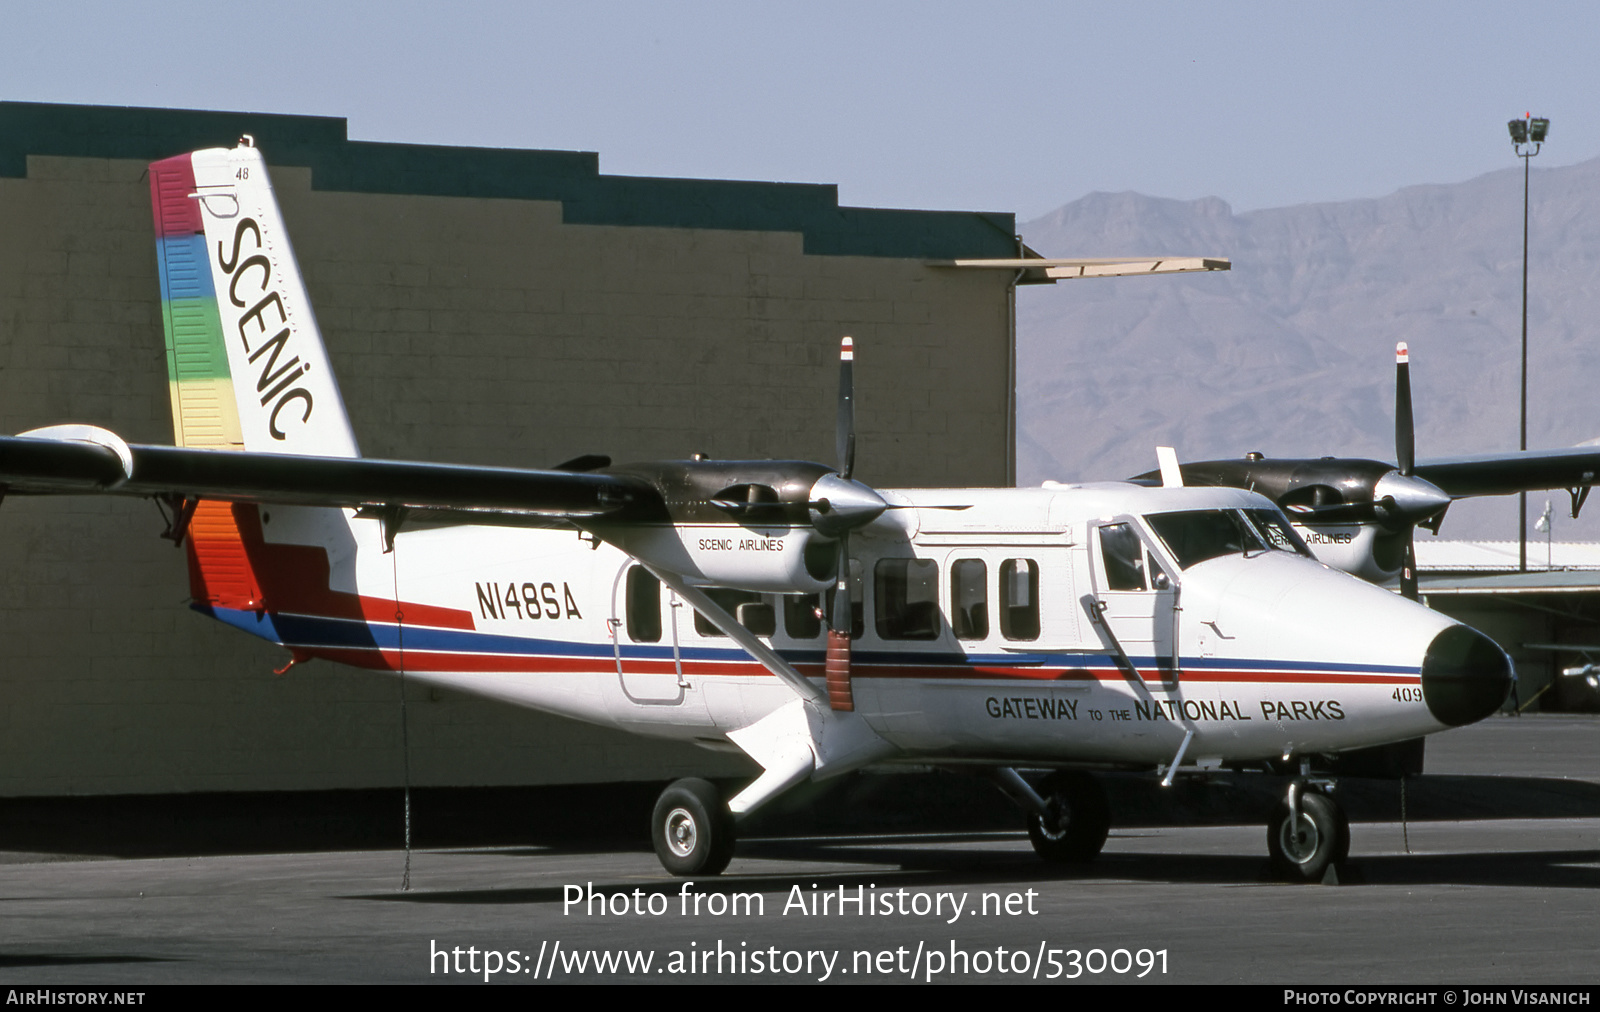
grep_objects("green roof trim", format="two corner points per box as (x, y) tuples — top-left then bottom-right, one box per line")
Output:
(1, 102), (1017, 259)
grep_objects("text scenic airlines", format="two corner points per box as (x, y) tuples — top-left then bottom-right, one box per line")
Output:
(1, 141), (1541, 884)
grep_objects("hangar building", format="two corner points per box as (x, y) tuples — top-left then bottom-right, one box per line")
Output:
(0, 102), (1020, 800)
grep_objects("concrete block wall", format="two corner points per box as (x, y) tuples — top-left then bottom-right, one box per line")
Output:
(0, 104), (1015, 796)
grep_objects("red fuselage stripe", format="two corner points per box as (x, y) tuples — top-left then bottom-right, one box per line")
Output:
(300, 644), (1418, 684)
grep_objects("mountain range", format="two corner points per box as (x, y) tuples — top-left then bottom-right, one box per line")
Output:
(1017, 156), (1600, 540)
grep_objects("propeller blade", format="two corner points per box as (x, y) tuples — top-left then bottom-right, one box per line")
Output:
(1395, 342), (1415, 477)
(1400, 528), (1419, 601)
(837, 336), (856, 479)
(829, 535), (852, 630)
(825, 534), (854, 711)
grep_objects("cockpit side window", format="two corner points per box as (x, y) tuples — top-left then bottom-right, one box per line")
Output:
(1099, 523), (1147, 591)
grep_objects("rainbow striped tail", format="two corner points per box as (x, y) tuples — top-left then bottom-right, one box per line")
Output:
(149, 141), (359, 458)
(149, 142), (363, 627)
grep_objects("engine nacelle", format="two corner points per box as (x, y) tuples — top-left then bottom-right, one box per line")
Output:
(1292, 521), (1407, 584)
(591, 458), (891, 592)
(606, 524), (836, 594)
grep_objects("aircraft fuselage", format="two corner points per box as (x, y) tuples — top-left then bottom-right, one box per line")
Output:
(195, 482), (1508, 771)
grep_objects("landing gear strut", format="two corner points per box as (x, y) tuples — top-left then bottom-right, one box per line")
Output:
(1267, 781), (1349, 882)
(1026, 771), (1111, 864)
(651, 778), (735, 876)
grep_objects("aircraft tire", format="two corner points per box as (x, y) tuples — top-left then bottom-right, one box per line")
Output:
(652, 778), (735, 877)
(1026, 772), (1110, 863)
(1267, 790), (1350, 882)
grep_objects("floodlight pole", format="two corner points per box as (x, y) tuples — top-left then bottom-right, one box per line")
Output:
(1510, 116), (1546, 572)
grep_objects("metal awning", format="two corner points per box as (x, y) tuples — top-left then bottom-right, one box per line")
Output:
(1417, 570), (1600, 596)
(930, 256), (1231, 285)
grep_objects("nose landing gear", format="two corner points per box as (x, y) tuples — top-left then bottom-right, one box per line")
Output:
(1267, 780), (1349, 882)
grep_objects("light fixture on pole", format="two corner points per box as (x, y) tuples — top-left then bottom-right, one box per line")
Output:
(1536, 498), (1553, 570)
(1508, 113), (1549, 572)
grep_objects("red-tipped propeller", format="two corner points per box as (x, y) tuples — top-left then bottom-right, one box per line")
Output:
(837, 336), (856, 481)
(825, 337), (859, 709)
(1395, 343), (1420, 600)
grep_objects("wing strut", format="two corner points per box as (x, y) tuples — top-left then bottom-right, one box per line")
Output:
(640, 563), (825, 705)
(1570, 484), (1593, 519)
(156, 494), (199, 547)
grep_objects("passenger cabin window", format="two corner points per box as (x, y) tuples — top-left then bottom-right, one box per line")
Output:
(693, 588), (765, 637)
(875, 558), (940, 640)
(999, 558), (1039, 641)
(626, 566), (661, 643)
(784, 594), (823, 639)
(950, 559), (988, 640)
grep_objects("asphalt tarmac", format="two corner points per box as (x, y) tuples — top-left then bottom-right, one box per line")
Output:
(1, 716), (1597, 986)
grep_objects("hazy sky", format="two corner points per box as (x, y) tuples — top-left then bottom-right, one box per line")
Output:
(5, 1), (1597, 220)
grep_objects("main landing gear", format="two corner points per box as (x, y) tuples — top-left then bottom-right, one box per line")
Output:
(1006, 769), (1350, 884)
(1267, 780), (1350, 883)
(651, 778), (735, 876)
(645, 771), (1350, 882)
(1023, 771), (1111, 864)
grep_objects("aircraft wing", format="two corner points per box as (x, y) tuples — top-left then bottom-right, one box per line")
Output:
(1415, 448), (1600, 499)
(0, 431), (664, 523)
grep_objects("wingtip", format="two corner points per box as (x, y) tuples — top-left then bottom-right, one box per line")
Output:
(1396, 342), (1409, 364)
(840, 336), (854, 361)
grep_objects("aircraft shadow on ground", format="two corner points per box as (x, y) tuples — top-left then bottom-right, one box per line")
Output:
(0, 954), (180, 968)
(343, 834), (1600, 906)
(735, 837), (1600, 891)
(1106, 772), (1600, 826)
(344, 857), (1108, 907)
(3, 771), (1597, 861)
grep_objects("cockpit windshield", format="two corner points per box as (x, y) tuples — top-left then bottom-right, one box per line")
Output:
(1145, 508), (1312, 569)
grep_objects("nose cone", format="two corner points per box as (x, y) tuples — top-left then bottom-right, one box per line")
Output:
(1421, 625), (1514, 727)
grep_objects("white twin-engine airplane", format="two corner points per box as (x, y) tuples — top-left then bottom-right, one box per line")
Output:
(0, 142), (1514, 883)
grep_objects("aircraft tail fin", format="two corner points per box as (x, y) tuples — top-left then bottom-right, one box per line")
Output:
(149, 141), (359, 458)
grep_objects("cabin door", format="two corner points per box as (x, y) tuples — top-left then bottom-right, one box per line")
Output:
(1088, 520), (1179, 686)
(610, 563), (688, 705)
